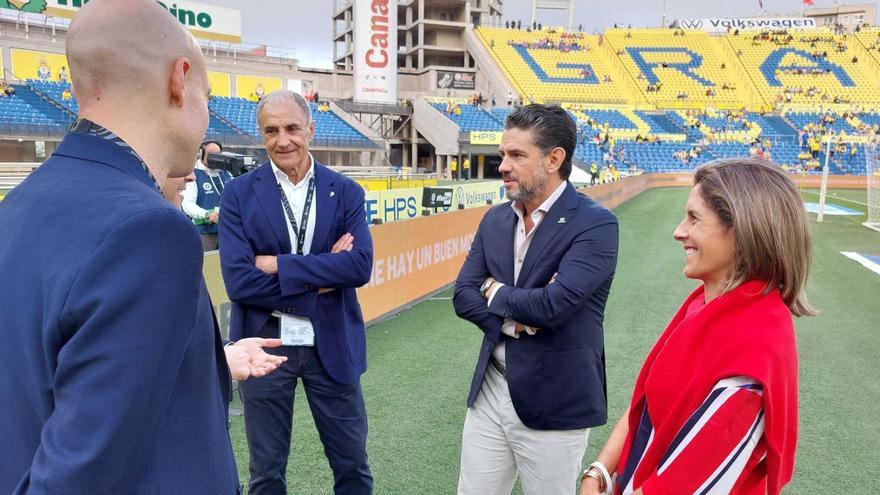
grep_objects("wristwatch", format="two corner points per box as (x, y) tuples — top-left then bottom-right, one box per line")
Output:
(479, 278), (494, 298)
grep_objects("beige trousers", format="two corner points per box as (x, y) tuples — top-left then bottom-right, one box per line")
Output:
(457, 363), (590, 495)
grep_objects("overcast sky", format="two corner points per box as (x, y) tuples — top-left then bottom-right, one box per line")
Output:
(199, 0), (878, 68)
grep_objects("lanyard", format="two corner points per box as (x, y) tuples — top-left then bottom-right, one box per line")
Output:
(276, 177), (316, 255)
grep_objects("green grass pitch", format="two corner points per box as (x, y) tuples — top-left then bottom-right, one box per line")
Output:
(228, 187), (880, 494)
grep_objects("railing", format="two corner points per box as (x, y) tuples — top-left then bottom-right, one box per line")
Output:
(311, 136), (380, 149)
(0, 162), (40, 189)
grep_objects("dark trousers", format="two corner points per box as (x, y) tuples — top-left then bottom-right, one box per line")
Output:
(201, 233), (219, 252)
(239, 321), (372, 495)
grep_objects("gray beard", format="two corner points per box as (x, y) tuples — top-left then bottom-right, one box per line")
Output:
(507, 163), (548, 203)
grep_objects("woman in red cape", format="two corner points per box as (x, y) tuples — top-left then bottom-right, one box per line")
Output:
(581, 158), (814, 495)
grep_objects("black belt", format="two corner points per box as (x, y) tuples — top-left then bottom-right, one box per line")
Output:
(491, 358), (507, 378)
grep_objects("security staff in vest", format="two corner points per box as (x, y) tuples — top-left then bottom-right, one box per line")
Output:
(183, 140), (232, 251)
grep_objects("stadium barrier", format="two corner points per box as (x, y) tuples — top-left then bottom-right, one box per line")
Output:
(201, 173), (867, 337)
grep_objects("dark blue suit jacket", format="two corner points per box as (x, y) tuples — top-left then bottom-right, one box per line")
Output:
(453, 182), (619, 430)
(219, 160), (372, 385)
(0, 133), (239, 494)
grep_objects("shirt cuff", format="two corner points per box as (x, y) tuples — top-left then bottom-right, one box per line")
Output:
(501, 319), (518, 338)
(486, 281), (505, 306)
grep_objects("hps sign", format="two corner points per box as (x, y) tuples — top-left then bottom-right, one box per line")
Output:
(0, 0), (242, 43)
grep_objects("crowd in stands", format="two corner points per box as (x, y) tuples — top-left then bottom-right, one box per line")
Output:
(508, 37), (586, 52)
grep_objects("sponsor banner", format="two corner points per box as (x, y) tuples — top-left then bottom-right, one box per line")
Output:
(677, 17), (816, 33)
(422, 187), (454, 208)
(452, 181), (507, 209)
(364, 187), (424, 224)
(363, 181), (505, 224)
(2, 1), (243, 43)
(10, 49), (68, 82)
(470, 131), (503, 145)
(358, 207), (487, 322)
(353, 0), (397, 104)
(235, 75), (282, 99)
(437, 71), (475, 90)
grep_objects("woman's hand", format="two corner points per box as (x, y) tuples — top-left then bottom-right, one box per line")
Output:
(579, 475), (604, 495)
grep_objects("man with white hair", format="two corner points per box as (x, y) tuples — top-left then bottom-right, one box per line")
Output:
(220, 90), (374, 494)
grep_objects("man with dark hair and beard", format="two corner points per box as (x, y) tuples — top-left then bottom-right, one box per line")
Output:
(453, 104), (620, 495)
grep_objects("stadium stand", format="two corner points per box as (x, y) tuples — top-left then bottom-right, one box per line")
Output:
(475, 27), (638, 104)
(0, 22), (874, 176)
(429, 101), (504, 131)
(0, 86), (64, 134)
(205, 97), (375, 147)
(604, 28), (755, 108)
(726, 27), (880, 105)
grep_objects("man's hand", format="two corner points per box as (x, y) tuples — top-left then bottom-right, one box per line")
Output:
(514, 322), (540, 335)
(318, 233), (355, 294)
(255, 255), (278, 275)
(224, 338), (287, 381)
(331, 233), (354, 254)
(208, 211), (220, 224)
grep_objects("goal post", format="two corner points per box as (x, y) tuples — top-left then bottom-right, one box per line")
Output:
(865, 143), (880, 233)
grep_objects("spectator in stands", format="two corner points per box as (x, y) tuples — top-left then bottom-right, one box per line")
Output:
(454, 104), (618, 495)
(0, 80), (13, 97)
(507, 91), (513, 106)
(219, 89), (374, 494)
(59, 66), (68, 84)
(61, 87), (72, 101)
(181, 140), (231, 251)
(581, 159), (810, 495)
(0, 1), (286, 493)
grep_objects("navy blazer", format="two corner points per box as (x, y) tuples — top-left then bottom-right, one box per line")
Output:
(0, 133), (239, 494)
(453, 182), (619, 430)
(219, 160), (372, 385)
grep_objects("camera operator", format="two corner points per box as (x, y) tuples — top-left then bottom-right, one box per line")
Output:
(183, 140), (233, 251)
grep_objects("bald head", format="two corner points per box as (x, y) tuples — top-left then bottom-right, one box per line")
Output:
(67, 0), (203, 108)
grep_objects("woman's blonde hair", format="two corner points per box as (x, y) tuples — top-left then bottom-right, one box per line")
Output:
(693, 158), (816, 316)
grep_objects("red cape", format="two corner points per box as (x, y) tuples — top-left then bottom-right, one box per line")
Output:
(617, 280), (798, 494)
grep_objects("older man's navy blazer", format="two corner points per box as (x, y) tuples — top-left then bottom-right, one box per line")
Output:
(219, 161), (372, 385)
(453, 182), (619, 430)
(0, 133), (239, 494)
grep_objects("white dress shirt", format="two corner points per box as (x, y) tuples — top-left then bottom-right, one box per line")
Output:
(489, 181), (568, 365)
(182, 160), (226, 221)
(271, 154), (318, 344)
